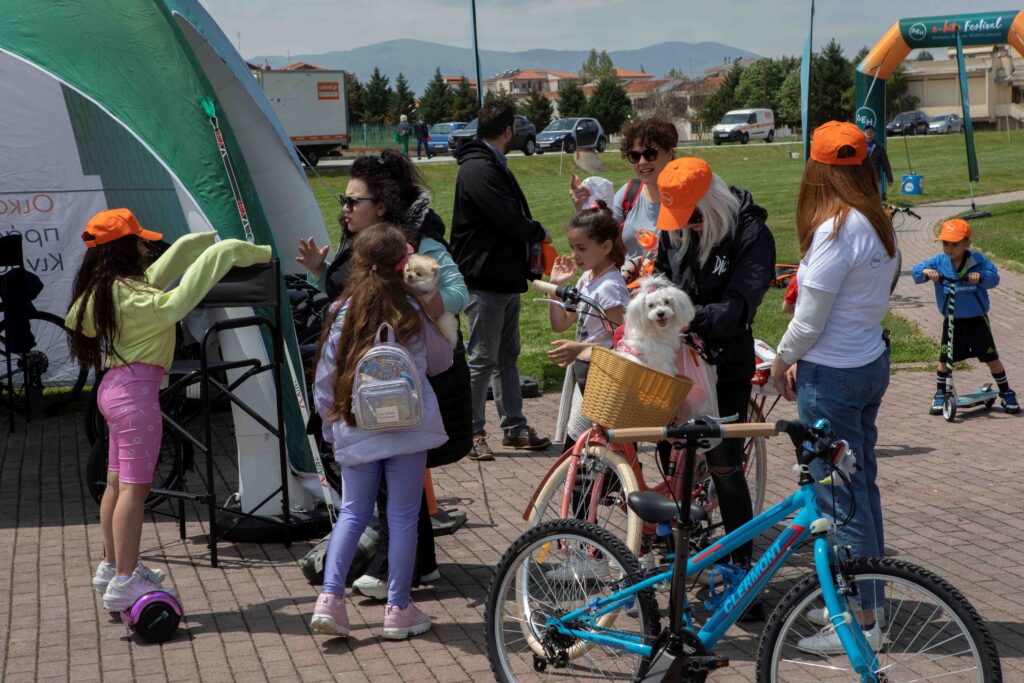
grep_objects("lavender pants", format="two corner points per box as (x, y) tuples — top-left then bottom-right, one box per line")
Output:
(322, 452), (427, 607)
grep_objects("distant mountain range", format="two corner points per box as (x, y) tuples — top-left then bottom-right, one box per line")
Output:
(248, 39), (761, 92)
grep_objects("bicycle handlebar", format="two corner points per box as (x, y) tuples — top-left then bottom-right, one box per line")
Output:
(531, 279), (609, 319)
(607, 419), (794, 444)
(531, 279), (562, 297)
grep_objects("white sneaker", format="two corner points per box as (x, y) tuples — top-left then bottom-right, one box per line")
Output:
(796, 622), (884, 656)
(545, 555), (609, 581)
(806, 606), (886, 628)
(419, 569), (441, 583)
(103, 570), (178, 612)
(92, 560), (166, 594)
(352, 574), (388, 600)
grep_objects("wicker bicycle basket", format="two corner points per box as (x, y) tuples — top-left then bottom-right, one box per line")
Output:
(580, 346), (694, 429)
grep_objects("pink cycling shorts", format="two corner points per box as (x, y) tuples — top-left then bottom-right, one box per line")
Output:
(98, 363), (164, 485)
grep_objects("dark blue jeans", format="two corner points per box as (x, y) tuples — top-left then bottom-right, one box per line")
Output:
(416, 138), (431, 158)
(797, 349), (889, 555)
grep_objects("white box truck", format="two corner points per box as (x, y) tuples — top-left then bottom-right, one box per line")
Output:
(255, 69), (349, 167)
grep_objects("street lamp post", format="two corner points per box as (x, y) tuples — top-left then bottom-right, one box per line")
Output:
(470, 0), (484, 109)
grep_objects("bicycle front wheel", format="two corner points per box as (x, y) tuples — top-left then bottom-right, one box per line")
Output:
(0, 311), (88, 416)
(756, 556), (1001, 682)
(526, 445), (643, 556)
(485, 519), (660, 682)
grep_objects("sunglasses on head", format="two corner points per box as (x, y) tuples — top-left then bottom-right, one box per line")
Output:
(339, 194), (378, 210)
(624, 147), (660, 164)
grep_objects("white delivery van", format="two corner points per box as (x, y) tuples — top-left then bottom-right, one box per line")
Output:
(255, 69), (349, 167)
(712, 108), (775, 145)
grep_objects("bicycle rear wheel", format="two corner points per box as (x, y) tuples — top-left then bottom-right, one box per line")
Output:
(526, 444), (643, 556)
(486, 519), (659, 682)
(757, 557), (1001, 682)
(0, 311), (88, 417)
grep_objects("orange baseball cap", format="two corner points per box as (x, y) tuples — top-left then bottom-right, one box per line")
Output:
(656, 158), (713, 231)
(810, 121), (867, 166)
(82, 208), (163, 248)
(936, 218), (971, 242)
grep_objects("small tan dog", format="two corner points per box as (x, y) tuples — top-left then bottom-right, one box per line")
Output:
(404, 253), (459, 346)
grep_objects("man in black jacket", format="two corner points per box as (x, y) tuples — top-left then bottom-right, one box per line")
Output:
(414, 118), (432, 160)
(864, 125), (893, 200)
(654, 157), (775, 583)
(451, 102), (551, 461)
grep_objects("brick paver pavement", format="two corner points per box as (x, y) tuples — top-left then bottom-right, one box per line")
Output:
(3, 192), (1024, 681)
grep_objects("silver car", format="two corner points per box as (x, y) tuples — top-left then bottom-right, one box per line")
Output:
(928, 113), (963, 134)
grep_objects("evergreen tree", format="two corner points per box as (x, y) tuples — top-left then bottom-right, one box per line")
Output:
(519, 87), (554, 131)
(345, 72), (365, 126)
(733, 58), (786, 110)
(914, 50), (935, 61)
(841, 47), (870, 117)
(811, 39), (852, 125)
(580, 48), (616, 82)
(390, 72), (417, 122)
(700, 60), (744, 128)
(483, 87), (517, 109)
(418, 67), (453, 125)
(886, 65), (919, 115)
(586, 75), (632, 134)
(776, 65), (802, 129)
(362, 67), (393, 125)
(449, 77), (480, 121)
(665, 67), (691, 81)
(557, 80), (587, 118)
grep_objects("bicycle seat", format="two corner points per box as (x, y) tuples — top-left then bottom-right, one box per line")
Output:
(626, 491), (706, 524)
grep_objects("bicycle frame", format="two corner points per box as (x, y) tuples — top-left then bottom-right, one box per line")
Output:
(540, 473), (884, 679)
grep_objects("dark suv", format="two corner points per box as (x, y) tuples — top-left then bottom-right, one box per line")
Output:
(448, 115), (538, 155)
(886, 111), (929, 136)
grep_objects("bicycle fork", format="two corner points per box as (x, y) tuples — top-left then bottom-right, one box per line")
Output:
(813, 537), (887, 682)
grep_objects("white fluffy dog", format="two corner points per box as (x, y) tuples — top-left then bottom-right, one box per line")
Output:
(616, 275), (696, 376)
(404, 253), (459, 346)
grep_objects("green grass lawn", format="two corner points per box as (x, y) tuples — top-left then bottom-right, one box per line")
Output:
(307, 130), (1022, 388)
(957, 200), (1024, 272)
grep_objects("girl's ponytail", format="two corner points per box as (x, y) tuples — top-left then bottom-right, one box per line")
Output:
(569, 202), (626, 269)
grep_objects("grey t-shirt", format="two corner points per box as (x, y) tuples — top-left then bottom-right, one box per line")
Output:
(612, 182), (660, 259)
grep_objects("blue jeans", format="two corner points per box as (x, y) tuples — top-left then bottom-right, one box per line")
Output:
(796, 349), (889, 563)
(465, 289), (527, 437)
(322, 452), (427, 606)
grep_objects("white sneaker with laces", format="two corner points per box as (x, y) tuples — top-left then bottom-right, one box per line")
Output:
(796, 622), (884, 656)
(545, 555), (609, 581)
(103, 570), (178, 612)
(92, 560), (166, 594)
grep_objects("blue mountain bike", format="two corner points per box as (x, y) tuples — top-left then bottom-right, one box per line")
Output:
(485, 418), (1000, 682)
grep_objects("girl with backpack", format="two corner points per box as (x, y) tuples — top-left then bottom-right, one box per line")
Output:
(310, 223), (454, 640)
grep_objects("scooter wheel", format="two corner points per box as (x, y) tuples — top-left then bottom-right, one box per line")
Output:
(124, 592), (182, 643)
(942, 396), (957, 422)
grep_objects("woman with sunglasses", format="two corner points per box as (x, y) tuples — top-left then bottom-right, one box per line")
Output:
(570, 116), (677, 260)
(653, 157), (776, 604)
(296, 149), (471, 600)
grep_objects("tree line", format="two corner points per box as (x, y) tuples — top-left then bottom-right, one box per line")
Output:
(346, 48), (634, 135)
(699, 40), (919, 131)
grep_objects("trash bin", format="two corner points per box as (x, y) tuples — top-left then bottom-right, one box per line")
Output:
(902, 173), (923, 195)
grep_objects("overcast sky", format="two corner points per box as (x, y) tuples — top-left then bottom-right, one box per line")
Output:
(200, 1), (1015, 60)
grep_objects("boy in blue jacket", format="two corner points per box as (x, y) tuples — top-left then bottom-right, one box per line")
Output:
(912, 218), (1019, 415)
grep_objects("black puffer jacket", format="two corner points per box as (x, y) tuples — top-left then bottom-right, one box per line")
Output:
(654, 186), (775, 385)
(450, 140), (546, 293)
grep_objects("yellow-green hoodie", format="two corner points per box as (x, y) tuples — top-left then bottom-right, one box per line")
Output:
(65, 232), (272, 370)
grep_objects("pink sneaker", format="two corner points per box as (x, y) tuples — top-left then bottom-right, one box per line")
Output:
(310, 593), (349, 637)
(382, 600), (431, 640)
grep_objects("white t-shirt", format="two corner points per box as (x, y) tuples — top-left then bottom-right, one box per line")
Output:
(613, 183), (659, 259)
(576, 267), (630, 347)
(797, 209), (897, 368)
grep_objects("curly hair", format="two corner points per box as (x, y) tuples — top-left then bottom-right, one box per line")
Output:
(620, 116), (679, 155)
(342, 150), (427, 243)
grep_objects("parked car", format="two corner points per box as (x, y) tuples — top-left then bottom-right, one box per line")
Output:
(447, 115), (537, 155)
(426, 122), (467, 155)
(928, 113), (963, 134)
(535, 117), (607, 154)
(712, 108), (775, 145)
(886, 110), (929, 136)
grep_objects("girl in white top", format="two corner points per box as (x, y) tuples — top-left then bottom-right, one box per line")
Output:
(547, 202), (631, 451)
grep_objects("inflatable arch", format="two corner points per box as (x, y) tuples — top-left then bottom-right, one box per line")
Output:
(854, 11), (1024, 145)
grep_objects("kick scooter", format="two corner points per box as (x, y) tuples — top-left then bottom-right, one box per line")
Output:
(940, 275), (999, 422)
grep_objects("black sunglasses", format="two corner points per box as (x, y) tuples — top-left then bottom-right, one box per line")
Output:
(339, 194), (378, 210)
(623, 147), (660, 164)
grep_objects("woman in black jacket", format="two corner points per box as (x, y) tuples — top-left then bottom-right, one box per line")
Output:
(297, 150), (472, 598)
(653, 157), (775, 576)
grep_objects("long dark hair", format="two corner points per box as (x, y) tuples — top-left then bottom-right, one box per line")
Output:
(66, 236), (148, 371)
(568, 200), (626, 268)
(349, 150), (426, 242)
(316, 223), (422, 425)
